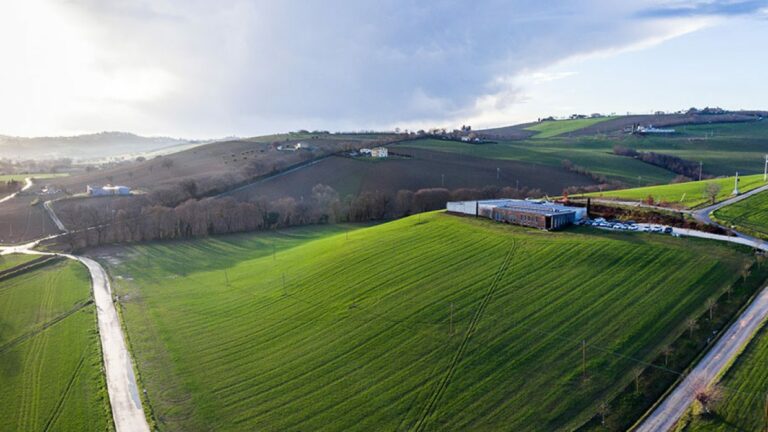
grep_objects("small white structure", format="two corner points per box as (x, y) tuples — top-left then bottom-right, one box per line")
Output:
(733, 172), (740, 195)
(637, 125), (676, 134)
(371, 147), (388, 158)
(359, 148), (372, 155)
(87, 185), (130, 196)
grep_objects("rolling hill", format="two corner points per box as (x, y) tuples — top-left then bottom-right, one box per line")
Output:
(712, 190), (768, 239)
(97, 213), (755, 431)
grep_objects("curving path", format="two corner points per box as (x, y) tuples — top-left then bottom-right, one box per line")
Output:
(0, 189), (149, 432)
(0, 177), (33, 204)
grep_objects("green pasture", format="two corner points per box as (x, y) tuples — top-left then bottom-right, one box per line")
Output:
(104, 214), (752, 431)
(0, 259), (111, 431)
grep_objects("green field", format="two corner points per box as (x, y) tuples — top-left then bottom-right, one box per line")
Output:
(524, 117), (615, 138)
(0, 259), (111, 431)
(578, 174), (767, 208)
(682, 322), (768, 431)
(0, 173), (69, 182)
(102, 213), (754, 431)
(712, 190), (768, 239)
(0, 253), (37, 272)
(397, 120), (768, 188)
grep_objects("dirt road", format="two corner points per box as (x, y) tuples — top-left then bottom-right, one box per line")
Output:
(0, 177), (33, 204)
(0, 191), (149, 431)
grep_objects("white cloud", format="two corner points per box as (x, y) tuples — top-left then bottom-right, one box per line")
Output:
(0, 0), (765, 137)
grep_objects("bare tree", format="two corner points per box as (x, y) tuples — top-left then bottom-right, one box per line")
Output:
(706, 298), (717, 321)
(597, 401), (610, 426)
(704, 182), (721, 205)
(686, 317), (698, 338)
(694, 382), (723, 415)
(661, 345), (674, 367)
(632, 367), (643, 393)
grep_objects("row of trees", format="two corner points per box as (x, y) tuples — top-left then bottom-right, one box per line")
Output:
(0, 180), (21, 196)
(613, 146), (706, 180)
(62, 183), (546, 249)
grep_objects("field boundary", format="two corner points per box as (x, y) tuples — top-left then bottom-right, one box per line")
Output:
(0, 256), (61, 282)
(0, 299), (94, 355)
(413, 243), (516, 431)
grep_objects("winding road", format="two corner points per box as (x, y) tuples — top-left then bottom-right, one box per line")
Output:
(0, 181), (150, 432)
(633, 185), (768, 431)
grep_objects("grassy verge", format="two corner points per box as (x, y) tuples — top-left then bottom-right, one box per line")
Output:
(579, 256), (768, 431)
(712, 190), (768, 240)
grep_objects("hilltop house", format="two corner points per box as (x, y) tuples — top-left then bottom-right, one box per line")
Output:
(370, 147), (388, 158)
(87, 185), (130, 196)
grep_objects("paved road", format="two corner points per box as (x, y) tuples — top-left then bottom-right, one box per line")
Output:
(43, 199), (68, 233)
(0, 192), (149, 431)
(0, 177), (33, 204)
(634, 184), (768, 431)
(635, 286), (768, 432)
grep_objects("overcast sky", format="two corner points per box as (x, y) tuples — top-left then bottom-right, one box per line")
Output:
(1, 0), (766, 138)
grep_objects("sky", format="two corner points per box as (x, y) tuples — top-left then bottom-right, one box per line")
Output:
(0, 0), (766, 138)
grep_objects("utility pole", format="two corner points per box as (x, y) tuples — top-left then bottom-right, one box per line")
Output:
(733, 171), (741, 196)
(224, 270), (229, 287)
(699, 161), (703, 181)
(582, 339), (587, 380)
(496, 167), (500, 180)
(764, 155), (768, 182)
(272, 243), (276, 261)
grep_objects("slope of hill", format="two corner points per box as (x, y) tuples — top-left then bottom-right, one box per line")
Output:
(0, 131), (204, 161)
(226, 147), (595, 201)
(578, 174), (767, 209)
(0, 258), (111, 431)
(98, 213), (754, 431)
(712, 190), (768, 239)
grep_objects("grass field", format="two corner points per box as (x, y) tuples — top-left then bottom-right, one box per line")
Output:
(0, 253), (37, 272)
(101, 213), (754, 431)
(399, 121), (768, 188)
(524, 117), (616, 138)
(0, 259), (111, 431)
(0, 173), (69, 182)
(682, 321), (768, 431)
(578, 174), (767, 208)
(712, 190), (768, 239)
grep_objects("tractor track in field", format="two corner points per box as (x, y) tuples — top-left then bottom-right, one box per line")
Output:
(412, 242), (516, 432)
(42, 351), (87, 432)
(0, 300), (94, 355)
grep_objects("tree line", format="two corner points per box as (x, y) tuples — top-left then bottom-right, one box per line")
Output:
(613, 146), (707, 180)
(61, 183), (545, 249)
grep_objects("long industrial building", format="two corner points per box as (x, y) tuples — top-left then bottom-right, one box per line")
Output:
(446, 199), (586, 230)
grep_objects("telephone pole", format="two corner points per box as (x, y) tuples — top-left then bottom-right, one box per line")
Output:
(224, 270), (229, 287)
(763, 155), (768, 182)
(699, 161), (703, 181)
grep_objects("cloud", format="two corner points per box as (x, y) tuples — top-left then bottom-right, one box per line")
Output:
(0, 0), (765, 137)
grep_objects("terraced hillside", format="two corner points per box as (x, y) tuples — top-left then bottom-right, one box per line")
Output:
(578, 174), (767, 209)
(0, 257), (111, 431)
(681, 322), (768, 431)
(101, 213), (754, 431)
(713, 190), (768, 239)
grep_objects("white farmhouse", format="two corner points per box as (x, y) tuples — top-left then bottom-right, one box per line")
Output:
(371, 147), (388, 158)
(87, 185), (131, 196)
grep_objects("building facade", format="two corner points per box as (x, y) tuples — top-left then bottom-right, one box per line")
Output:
(446, 199), (584, 231)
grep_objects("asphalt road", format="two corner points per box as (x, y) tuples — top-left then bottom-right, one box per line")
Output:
(635, 286), (768, 431)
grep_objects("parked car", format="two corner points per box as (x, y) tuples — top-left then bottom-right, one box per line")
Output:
(664, 227), (673, 234)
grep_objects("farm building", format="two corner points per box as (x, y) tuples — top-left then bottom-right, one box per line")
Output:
(87, 185), (131, 196)
(371, 147), (388, 158)
(447, 199), (586, 230)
